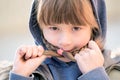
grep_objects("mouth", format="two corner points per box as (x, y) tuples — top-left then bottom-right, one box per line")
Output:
(56, 46), (87, 62)
(43, 47), (83, 62)
(57, 48), (80, 62)
(43, 50), (76, 62)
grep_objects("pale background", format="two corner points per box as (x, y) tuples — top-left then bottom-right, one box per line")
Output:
(0, 0), (120, 61)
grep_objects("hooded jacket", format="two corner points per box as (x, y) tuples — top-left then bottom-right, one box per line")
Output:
(10, 0), (119, 80)
(29, 0), (107, 48)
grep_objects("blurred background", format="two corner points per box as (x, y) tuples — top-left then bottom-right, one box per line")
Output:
(0, 0), (120, 61)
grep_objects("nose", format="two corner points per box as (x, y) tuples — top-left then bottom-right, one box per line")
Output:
(58, 32), (72, 47)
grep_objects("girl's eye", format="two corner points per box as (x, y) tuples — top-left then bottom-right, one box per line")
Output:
(73, 27), (81, 31)
(49, 27), (59, 31)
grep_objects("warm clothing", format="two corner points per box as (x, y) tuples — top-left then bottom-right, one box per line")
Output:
(10, 60), (109, 80)
(9, 50), (120, 80)
(9, 0), (120, 80)
(29, 0), (107, 47)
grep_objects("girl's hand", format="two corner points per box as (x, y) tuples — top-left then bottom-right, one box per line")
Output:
(74, 40), (104, 74)
(11, 45), (47, 77)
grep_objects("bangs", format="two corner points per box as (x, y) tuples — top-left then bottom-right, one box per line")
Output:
(37, 0), (104, 50)
(37, 0), (88, 26)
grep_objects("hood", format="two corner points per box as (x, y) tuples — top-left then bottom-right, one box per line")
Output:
(29, 0), (107, 49)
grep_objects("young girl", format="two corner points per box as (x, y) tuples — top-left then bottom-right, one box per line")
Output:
(10, 0), (115, 80)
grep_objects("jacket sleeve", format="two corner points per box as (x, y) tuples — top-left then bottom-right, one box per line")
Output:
(9, 72), (34, 80)
(78, 67), (110, 80)
(9, 71), (48, 80)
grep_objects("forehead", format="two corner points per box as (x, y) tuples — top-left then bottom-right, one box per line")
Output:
(38, 0), (88, 27)
(38, 0), (98, 31)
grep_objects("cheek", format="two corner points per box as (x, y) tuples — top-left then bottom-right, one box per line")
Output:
(75, 33), (91, 48)
(77, 37), (90, 47)
(43, 31), (57, 46)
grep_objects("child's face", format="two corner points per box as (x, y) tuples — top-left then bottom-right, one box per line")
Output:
(42, 23), (91, 61)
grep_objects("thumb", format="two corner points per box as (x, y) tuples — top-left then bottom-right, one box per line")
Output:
(29, 55), (47, 66)
(88, 40), (101, 52)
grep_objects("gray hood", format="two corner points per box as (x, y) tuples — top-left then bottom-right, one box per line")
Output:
(29, 0), (107, 49)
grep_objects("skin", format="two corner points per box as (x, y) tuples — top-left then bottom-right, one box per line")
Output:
(42, 23), (91, 62)
(11, 23), (104, 77)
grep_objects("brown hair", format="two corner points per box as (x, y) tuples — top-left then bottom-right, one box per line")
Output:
(37, 0), (104, 50)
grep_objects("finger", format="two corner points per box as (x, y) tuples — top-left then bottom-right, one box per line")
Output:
(31, 46), (39, 58)
(37, 55), (47, 62)
(82, 48), (91, 53)
(16, 45), (27, 58)
(23, 46), (33, 60)
(74, 49), (87, 60)
(74, 53), (81, 61)
(38, 45), (44, 57)
(31, 55), (47, 67)
(88, 40), (101, 53)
